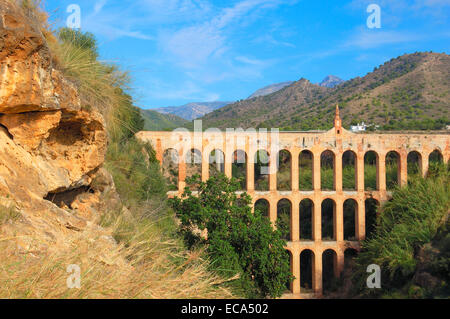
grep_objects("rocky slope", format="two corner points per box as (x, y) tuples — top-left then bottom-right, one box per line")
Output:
(319, 75), (344, 88)
(0, 0), (119, 261)
(248, 81), (295, 99)
(155, 101), (231, 120)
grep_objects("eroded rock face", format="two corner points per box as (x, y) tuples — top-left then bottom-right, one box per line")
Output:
(0, 1), (112, 250)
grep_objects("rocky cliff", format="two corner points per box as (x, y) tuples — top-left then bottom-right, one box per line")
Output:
(0, 1), (117, 257)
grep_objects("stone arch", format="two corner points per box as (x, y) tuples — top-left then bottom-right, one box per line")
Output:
(386, 151), (400, 190)
(321, 198), (336, 240)
(277, 199), (292, 241)
(343, 199), (357, 241)
(232, 150), (247, 190)
(365, 198), (380, 238)
(185, 148), (202, 190)
(255, 150), (270, 191)
(364, 151), (379, 191)
(407, 151), (422, 179)
(162, 148), (179, 191)
(255, 198), (270, 218)
(342, 150), (357, 190)
(300, 249), (315, 293)
(277, 149), (292, 191)
(209, 149), (225, 178)
(322, 249), (338, 293)
(299, 150), (313, 190)
(299, 198), (314, 240)
(321, 150), (335, 191)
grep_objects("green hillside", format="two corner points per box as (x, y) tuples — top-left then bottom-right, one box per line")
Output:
(140, 109), (188, 131)
(200, 52), (450, 131)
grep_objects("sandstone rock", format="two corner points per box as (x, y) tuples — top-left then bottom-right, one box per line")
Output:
(0, 1), (117, 258)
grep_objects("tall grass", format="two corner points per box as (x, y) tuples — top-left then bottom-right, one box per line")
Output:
(352, 163), (449, 297)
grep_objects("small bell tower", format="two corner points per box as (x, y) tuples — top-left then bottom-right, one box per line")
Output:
(334, 104), (342, 135)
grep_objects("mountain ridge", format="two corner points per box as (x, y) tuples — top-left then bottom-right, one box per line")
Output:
(199, 52), (449, 131)
(155, 101), (232, 120)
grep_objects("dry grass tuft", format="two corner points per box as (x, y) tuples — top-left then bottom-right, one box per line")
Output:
(0, 205), (234, 299)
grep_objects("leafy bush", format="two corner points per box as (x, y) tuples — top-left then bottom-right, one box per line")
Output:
(170, 174), (293, 298)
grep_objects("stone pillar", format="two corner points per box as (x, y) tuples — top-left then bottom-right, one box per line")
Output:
(313, 199), (322, 241)
(178, 149), (186, 192)
(399, 152), (408, 187)
(291, 198), (300, 242)
(201, 150), (209, 182)
(269, 198), (277, 226)
(224, 152), (232, 179)
(335, 199), (343, 242)
(378, 156), (386, 192)
(421, 153), (429, 178)
(313, 251), (322, 295)
(156, 139), (163, 165)
(269, 152), (277, 191)
(335, 152), (343, 192)
(247, 158), (255, 192)
(356, 153), (365, 191)
(356, 199), (366, 241)
(292, 251), (300, 294)
(313, 152), (321, 191)
(291, 151), (299, 192)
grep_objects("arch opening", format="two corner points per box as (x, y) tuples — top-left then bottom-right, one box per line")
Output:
(342, 151), (356, 190)
(321, 150), (335, 191)
(343, 248), (358, 279)
(255, 199), (269, 218)
(407, 151), (422, 181)
(365, 198), (379, 238)
(255, 150), (270, 191)
(429, 150), (444, 176)
(386, 151), (400, 190)
(232, 150), (247, 190)
(322, 249), (338, 293)
(209, 149), (225, 178)
(300, 249), (314, 293)
(364, 151), (378, 191)
(162, 148), (179, 191)
(277, 199), (292, 241)
(321, 199), (336, 241)
(299, 150), (313, 191)
(185, 148), (202, 190)
(343, 199), (357, 241)
(299, 199), (313, 240)
(277, 150), (292, 191)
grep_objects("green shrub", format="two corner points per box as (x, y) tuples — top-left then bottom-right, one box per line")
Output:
(352, 163), (449, 298)
(170, 174), (293, 298)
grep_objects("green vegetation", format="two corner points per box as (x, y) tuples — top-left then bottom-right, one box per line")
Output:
(170, 174), (293, 298)
(351, 163), (449, 298)
(140, 109), (188, 131)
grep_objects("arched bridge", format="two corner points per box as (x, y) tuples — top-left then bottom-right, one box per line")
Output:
(136, 107), (449, 298)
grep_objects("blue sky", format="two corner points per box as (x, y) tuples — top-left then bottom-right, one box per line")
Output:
(44, 0), (450, 109)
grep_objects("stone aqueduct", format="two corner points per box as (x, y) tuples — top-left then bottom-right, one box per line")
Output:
(137, 107), (450, 298)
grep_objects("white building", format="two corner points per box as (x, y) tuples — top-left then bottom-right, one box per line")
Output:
(350, 122), (367, 132)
